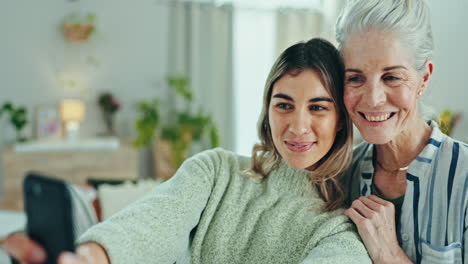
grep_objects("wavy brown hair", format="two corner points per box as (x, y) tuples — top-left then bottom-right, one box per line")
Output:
(247, 38), (353, 211)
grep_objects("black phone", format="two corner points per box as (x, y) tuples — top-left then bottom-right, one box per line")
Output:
(23, 173), (75, 264)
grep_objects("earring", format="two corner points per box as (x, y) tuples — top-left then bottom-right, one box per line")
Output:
(418, 90), (423, 96)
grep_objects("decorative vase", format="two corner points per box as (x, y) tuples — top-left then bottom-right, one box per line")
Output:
(152, 137), (190, 181)
(15, 128), (27, 142)
(153, 138), (176, 181)
(102, 112), (116, 136)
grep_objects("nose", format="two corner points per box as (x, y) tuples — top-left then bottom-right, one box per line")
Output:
(363, 80), (386, 107)
(288, 110), (311, 136)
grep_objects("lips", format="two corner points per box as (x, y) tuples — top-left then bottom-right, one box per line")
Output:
(284, 141), (314, 152)
(358, 112), (396, 122)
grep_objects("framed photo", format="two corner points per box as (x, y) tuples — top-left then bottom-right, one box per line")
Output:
(35, 105), (62, 140)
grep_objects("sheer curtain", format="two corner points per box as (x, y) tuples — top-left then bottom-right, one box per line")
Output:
(167, 1), (234, 150)
(275, 8), (323, 56)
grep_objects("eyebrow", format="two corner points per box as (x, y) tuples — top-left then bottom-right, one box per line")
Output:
(345, 65), (408, 73)
(272, 93), (333, 103)
(383, 65), (408, 71)
(345, 69), (362, 73)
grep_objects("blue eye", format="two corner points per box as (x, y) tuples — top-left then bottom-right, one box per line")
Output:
(347, 76), (363, 83)
(276, 103), (293, 110)
(309, 105), (326, 111)
(383, 75), (400, 81)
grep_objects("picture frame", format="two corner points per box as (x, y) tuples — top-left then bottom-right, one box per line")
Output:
(35, 105), (62, 140)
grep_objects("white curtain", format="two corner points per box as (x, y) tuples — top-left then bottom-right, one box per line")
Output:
(275, 8), (324, 56)
(168, 1), (234, 150)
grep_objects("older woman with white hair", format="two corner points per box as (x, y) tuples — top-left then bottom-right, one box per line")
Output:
(336, 0), (468, 263)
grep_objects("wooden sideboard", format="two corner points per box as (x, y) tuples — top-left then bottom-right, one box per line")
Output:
(1, 140), (138, 211)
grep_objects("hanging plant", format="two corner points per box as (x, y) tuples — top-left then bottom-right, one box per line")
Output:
(62, 12), (97, 43)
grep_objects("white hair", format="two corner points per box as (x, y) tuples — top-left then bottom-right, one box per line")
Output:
(335, 0), (434, 74)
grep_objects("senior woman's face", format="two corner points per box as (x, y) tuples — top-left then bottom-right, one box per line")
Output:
(342, 29), (428, 144)
(269, 69), (339, 170)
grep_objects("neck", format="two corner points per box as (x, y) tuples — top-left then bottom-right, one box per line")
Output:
(375, 118), (432, 171)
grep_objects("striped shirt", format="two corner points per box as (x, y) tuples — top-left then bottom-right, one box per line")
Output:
(345, 120), (468, 263)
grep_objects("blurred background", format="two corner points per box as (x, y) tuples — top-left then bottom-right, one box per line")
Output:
(0, 0), (467, 209)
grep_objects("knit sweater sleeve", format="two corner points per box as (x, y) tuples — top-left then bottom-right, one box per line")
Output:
(76, 149), (222, 264)
(300, 214), (371, 264)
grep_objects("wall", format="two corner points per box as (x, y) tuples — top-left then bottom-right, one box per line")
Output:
(426, 0), (468, 142)
(232, 8), (276, 156)
(0, 0), (170, 182)
(1, 0), (170, 139)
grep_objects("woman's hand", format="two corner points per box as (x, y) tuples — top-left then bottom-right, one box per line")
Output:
(1, 232), (46, 263)
(59, 243), (110, 264)
(345, 195), (412, 264)
(1, 233), (108, 264)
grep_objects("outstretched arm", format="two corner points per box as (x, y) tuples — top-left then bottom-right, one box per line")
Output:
(72, 150), (219, 264)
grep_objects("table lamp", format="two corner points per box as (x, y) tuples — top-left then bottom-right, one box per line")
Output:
(60, 99), (85, 141)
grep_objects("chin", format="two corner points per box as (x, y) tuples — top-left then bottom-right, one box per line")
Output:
(361, 133), (394, 145)
(284, 157), (314, 170)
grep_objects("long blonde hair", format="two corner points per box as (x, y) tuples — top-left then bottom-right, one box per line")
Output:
(248, 38), (353, 211)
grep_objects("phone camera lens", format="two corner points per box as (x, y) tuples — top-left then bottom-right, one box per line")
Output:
(32, 184), (42, 196)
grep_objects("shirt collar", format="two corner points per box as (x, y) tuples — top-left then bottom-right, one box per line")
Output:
(358, 120), (446, 182)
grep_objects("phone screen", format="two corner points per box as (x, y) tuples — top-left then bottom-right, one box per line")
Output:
(23, 173), (75, 264)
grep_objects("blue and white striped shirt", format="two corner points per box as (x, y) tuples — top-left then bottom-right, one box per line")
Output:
(345, 121), (468, 263)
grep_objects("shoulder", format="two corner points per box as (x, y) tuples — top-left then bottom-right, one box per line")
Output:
(347, 141), (372, 176)
(427, 129), (468, 201)
(182, 148), (251, 175)
(440, 136), (468, 161)
(352, 141), (372, 163)
(433, 130), (468, 177)
(428, 120), (468, 166)
(341, 142), (372, 205)
(438, 137), (468, 186)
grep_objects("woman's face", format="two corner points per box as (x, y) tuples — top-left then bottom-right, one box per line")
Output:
(269, 69), (339, 171)
(342, 29), (430, 144)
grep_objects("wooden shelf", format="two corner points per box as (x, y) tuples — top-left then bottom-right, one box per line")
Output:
(1, 140), (138, 211)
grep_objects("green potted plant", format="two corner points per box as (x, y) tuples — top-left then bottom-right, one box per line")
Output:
(0, 102), (28, 142)
(134, 76), (219, 180)
(62, 12), (96, 43)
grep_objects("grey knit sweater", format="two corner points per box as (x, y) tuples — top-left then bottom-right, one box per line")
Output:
(78, 148), (371, 264)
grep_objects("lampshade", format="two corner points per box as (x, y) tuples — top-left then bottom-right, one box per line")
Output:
(60, 99), (85, 122)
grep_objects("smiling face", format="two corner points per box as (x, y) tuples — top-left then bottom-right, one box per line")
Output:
(268, 69), (339, 171)
(342, 29), (431, 144)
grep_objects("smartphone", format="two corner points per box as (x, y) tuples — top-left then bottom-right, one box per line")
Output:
(23, 173), (75, 264)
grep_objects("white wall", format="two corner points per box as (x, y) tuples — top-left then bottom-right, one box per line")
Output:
(425, 0), (468, 142)
(0, 0), (170, 141)
(232, 9), (276, 156)
(0, 0), (170, 181)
